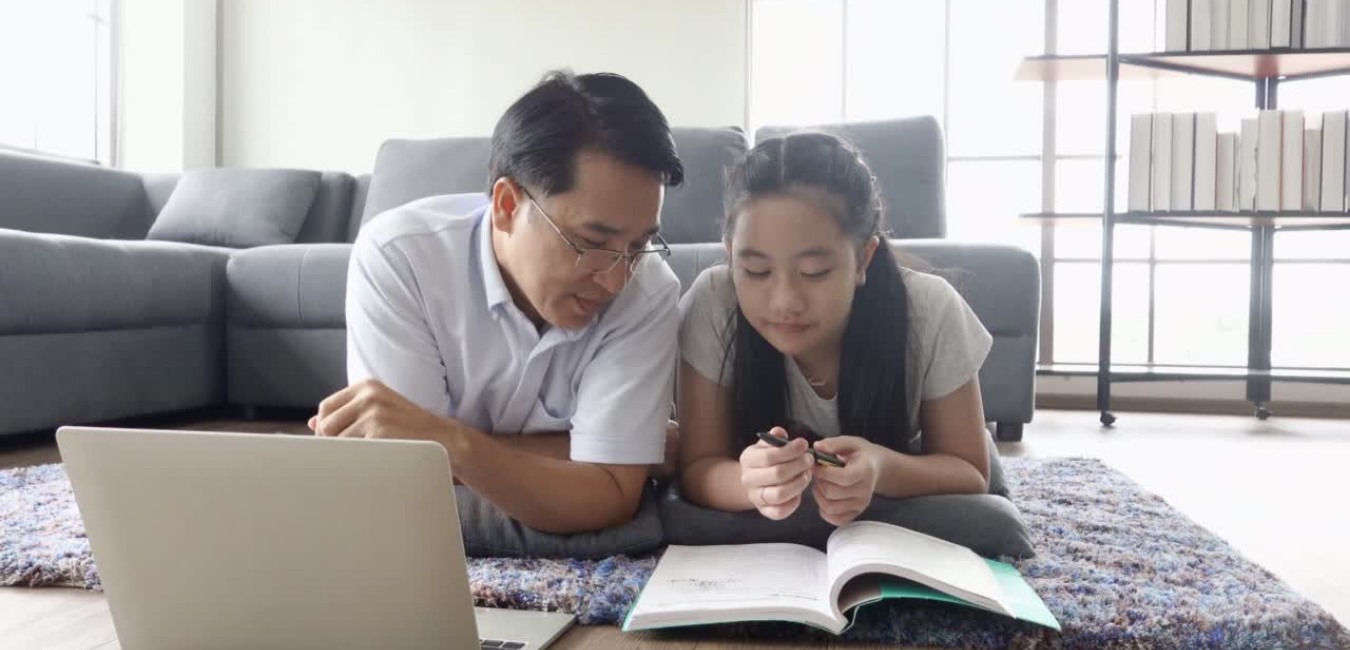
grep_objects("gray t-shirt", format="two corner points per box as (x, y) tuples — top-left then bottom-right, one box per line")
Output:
(677, 265), (992, 449)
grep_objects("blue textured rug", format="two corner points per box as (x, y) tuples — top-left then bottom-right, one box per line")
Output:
(3, 458), (1347, 649)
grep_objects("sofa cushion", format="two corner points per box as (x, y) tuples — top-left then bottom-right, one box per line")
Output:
(0, 230), (230, 335)
(361, 137), (491, 224)
(658, 446), (1033, 558)
(456, 484), (665, 559)
(0, 150), (154, 239)
(227, 244), (351, 329)
(147, 169), (321, 248)
(756, 116), (947, 239)
(662, 127), (748, 244)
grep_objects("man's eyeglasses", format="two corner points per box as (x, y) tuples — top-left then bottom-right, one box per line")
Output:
(520, 187), (671, 277)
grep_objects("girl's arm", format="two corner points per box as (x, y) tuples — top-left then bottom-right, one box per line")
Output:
(678, 360), (816, 516)
(677, 360), (756, 511)
(871, 378), (991, 498)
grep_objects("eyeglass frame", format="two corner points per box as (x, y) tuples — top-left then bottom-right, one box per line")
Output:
(518, 185), (671, 277)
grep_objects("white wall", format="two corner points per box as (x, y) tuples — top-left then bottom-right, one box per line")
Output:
(117, 0), (216, 172)
(218, 0), (748, 171)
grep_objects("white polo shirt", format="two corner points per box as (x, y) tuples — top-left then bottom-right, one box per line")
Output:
(345, 193), (680, 465)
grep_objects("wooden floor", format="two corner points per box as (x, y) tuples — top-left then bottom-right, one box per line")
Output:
(2, 410), (1347, 649)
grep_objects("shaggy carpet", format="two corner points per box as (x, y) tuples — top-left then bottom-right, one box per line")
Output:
(3, 458), (1347, 648)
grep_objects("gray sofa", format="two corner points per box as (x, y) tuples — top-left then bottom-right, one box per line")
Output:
(0, 116), (1037, 441)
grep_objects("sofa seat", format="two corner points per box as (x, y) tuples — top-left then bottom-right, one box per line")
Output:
(225, 244), (353, 408)
(0, 229), (231, 433)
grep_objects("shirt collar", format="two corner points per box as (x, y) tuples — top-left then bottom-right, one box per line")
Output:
(476, 198), (606, 341)
(476, 203), (515, 312)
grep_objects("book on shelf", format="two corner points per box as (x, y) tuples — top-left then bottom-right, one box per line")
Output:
(1218, 132), (1238, 212)
(1257, 110), (1282, 211)
(1231, 0), (1252, 49)
(1293, 0), (1306, 48)
(1163, 0), (1350, 51)
(1272, 0), (1293, 48)
(1129, 114), (1153, 211)
(1305, 128), (1323, 210)
(1251, 0), (1273, 48)
(1240, 117), (1260, 210)
(1212, 0), (1232, 49)
(1308, 0), (1327, 47)
(622, 521), (1061, 635)
(1172, 113), (1197, 210)
(1153, 113), (1175, 211)
(1321, 111), (1347, 212)
(1281, 110), (1305, 210)
(1193, 0), (1215, 50)
(1167, 0), (1190, 50)
(1309, 0), (1350, 48)
(1195, 113), (1219, 210)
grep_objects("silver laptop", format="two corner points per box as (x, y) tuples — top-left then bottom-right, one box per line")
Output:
(57, 426), (575, 650)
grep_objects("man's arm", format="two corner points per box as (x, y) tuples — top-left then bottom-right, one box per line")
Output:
(492, 425), (679, 480)
(344, 231), (452, 415)
(469, 276), (680, 531)
(311, 379), (650, 533)
(330, 235), (678, 532)
(443, 421), (648, 533)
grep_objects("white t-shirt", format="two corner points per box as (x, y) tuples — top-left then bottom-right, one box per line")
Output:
(677, 264), (992, 449)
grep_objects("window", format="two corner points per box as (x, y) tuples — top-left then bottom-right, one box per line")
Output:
(750, 0), (1350, 371)
(751, 0), (1044, 256)
(0, 0), (114, 163)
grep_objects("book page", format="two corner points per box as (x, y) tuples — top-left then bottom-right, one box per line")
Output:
(825, 521), (1007, 615)
(634, 544), (832, 614)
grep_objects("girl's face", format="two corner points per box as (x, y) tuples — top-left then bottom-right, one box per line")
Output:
(727, 194), (877, 359)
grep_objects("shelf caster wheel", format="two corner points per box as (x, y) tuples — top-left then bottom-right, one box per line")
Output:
(1255, 406), (1271, 420)
(1100, 412), (1117, 427)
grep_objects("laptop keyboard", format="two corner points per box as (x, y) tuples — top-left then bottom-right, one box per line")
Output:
(479, 640), (526, 649)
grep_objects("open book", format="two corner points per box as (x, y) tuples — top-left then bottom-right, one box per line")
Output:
(623, 521), (1059, 635)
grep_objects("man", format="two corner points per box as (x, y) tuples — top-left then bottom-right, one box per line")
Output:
(308, 71), (684, 534)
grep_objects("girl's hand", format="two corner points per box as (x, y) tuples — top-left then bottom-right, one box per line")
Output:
(810, 436), (883, 526)
(739, 426), (815, 520)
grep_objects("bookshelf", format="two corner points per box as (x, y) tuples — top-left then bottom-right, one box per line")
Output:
(1017, 3), (1350, 426)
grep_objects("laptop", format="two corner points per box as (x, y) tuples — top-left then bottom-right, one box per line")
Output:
(57, 426), (575, 650)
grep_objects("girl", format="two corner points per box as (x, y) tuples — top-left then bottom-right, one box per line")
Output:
(677, 132), (993, 526)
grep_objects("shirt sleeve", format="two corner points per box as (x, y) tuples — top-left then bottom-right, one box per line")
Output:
(678, 268), (736, 386)
(918, 275), (994, 402)
(344, 232), (453, 416)
(566, 277), (681, 465)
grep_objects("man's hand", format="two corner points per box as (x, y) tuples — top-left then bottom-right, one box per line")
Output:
(810, 436), (884, 527)
(309, 379), (454, 443)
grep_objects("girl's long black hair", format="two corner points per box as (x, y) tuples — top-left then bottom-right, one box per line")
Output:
(721, 132), (911, 451)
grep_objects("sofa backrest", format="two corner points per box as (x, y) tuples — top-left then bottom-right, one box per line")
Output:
(0, 150), (155, 240)
(360, 137), (492, 229)
(294, 172), (356, 244)
(755, 115), (947, 239)
(347, 174), (372, 242)
(661, 127), (747, 244)
(356, 128), (748, 244)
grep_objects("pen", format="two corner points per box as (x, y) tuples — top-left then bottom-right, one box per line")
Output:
(755, 430), (845, 468)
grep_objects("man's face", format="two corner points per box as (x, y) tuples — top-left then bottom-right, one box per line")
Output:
(491, 150), (665, 330)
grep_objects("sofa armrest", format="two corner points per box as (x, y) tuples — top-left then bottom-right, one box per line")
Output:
(896, 240), (1040, 428)
(0, 150), (155, 239)
(227, 244), (352, 329)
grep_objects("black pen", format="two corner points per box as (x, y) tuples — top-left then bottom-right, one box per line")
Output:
(755, 431), (845, 468)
